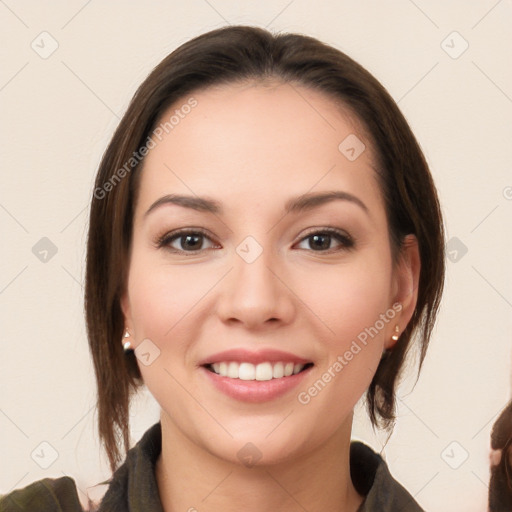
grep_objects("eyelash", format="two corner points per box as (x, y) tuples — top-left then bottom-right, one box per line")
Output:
(154, 227), (355, 255)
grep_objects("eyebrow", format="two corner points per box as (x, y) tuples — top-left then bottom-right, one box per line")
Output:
(144, 190), (369, 219)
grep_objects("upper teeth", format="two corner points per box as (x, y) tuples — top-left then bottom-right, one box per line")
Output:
(210, 361), (305, 381)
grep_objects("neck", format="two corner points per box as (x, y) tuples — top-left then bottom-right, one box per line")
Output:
(155, 412), (364, 512)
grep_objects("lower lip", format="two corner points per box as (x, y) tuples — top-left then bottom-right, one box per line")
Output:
(200, 365), (313, 403)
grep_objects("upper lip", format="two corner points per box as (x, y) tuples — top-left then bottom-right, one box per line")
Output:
(198, 348), (312, 366)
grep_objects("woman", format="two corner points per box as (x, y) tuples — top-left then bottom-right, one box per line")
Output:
(0, 25), (444, 511)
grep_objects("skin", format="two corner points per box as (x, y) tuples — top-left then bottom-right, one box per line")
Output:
(121, 81), (420, 512)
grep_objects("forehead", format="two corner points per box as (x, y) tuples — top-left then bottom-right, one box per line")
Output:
(134, 82), (382, 219)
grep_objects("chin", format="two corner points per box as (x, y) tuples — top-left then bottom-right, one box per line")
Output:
(198, 425), (317, 470)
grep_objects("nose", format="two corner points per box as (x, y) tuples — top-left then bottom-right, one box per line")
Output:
(215, 241), (295, 330)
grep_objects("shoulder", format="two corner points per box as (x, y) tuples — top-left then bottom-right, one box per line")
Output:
(0, 476), (84, 512)
(350, 440), (424, 512)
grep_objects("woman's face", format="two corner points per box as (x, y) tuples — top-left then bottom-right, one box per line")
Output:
(121, 81), (418, 465)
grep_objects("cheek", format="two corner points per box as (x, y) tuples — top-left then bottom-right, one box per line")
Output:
(125, 258), (207, 392)
(294, 254), (393, 410)
(299, 253), (393, 340)
(127, 256), (213, 339)
(126, 261), (200, 404)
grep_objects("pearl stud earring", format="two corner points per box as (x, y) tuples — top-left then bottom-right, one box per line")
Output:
(123, 330), (132, 352)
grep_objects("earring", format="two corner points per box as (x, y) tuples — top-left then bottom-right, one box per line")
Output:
(123, 330), (132, 352)
(391, 325), (400, 341)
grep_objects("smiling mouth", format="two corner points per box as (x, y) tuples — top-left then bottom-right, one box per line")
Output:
(204, 361), (314, 381)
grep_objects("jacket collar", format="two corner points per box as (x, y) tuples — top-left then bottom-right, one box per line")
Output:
(98, 422), (423, 511)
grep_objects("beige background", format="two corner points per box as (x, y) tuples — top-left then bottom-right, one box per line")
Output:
(1, 1), (511, 510)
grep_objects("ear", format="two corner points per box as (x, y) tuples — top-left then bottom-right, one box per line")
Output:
(120, 290), (133, 334)
(385, 234), (421, 350)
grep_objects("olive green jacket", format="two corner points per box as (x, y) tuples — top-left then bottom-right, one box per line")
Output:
(0, 422), (424, 511)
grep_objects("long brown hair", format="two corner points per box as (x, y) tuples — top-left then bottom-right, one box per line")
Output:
(85, 25), (445, 473)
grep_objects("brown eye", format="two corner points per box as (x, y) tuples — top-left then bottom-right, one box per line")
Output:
(156, 229), (216, 253)
(296, 229), (354, 252)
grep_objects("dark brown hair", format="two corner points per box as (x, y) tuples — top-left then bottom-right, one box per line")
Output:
(85, 25), (445, 473)
(489, 400), (512, 510)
